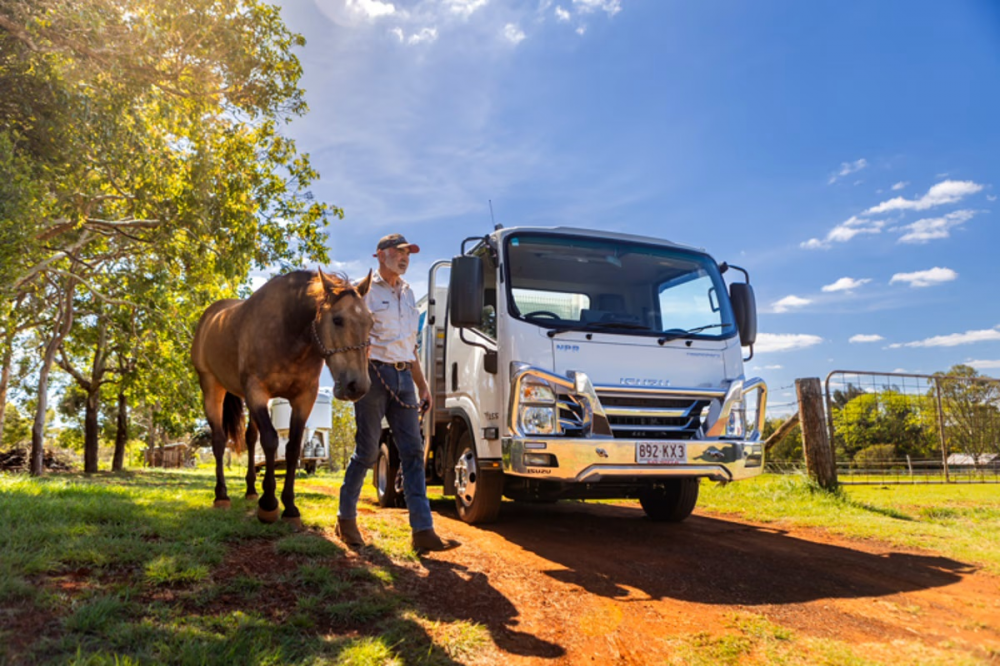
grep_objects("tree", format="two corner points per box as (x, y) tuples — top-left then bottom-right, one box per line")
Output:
(832, 390), (936, 461)
(934, 365), (1000, 465)
(762, 416), (802, 462)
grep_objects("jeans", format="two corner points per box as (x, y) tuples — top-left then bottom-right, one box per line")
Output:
(338, 364), (434, 532)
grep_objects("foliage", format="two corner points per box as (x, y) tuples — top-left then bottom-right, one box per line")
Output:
(762, 416), (802, 462)
(1, 403), (29, 447)
(934, 364), (1000, 461)
(852, 443), (896, 468)
(832, 389), (937, 460)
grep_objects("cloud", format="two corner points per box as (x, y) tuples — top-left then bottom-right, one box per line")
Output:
(392, 26), (438, 44)
(865, 179), (984, 214)
(889, 326), (1000, 348)
(575, 25), (586, 35)
(755, 333), (824, 353)
(988, 195), (997, 202)
(891, 181), (908, 191)
(764, 364), (783, 370)
(822, 277), (871, 293)
(503, 23), (526, 43)
(889, 267), (958, 288)
(894, 209), (976, 244)
(554, 5), (571, 20)
(968, 359), (1000, 369)
(573, 0), (622, 16)
(801, 216), (884, 249)
(772, 295), (811, 313)
(827, 158), (867, 184)
(445, 0), (488, 19)
(347, 0), (397, 21)
(849, 334), (884, 343)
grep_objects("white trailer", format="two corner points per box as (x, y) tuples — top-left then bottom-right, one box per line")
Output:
(255, 389), (333, 474)
(373, 226), (767, 523)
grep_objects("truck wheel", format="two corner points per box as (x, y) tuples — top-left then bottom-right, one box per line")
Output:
(639, 478), (700, 522)
(454, 431), (502, 524)
(375, 442), (406, 508)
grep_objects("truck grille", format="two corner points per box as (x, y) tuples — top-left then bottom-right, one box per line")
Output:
(556, 386), (723, 440)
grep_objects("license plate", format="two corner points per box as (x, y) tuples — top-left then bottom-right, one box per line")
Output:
(635, 442), (686, 464)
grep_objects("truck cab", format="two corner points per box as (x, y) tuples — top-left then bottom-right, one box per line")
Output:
(374, 226), (767, 523)
(256, 388), (333, 474)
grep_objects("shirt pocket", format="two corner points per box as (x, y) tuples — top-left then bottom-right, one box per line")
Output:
(369, 299), (398, 341)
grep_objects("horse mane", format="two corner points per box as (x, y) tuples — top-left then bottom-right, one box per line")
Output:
(306, 270), (354, 305)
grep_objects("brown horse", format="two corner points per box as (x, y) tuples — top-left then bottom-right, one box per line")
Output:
(191, 269), (373, 525)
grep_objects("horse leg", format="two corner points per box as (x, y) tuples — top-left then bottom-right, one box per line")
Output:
(279, 398), (312, 527)
(245, 415), (259, 500)
(246, 387), (280, 523)
(199, 377), (230, 508)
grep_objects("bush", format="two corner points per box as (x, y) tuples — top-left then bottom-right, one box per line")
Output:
(852, 444), (896, 469)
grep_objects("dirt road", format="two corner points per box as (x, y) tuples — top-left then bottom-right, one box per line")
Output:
(383, 499), (1000, 664)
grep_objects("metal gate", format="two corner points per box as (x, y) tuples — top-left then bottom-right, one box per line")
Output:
(823, 370), (1000, 484)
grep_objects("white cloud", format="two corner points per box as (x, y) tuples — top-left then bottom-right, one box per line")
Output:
(801, 215), (884, 249)
(891, 181), (908, 191)
(988, 194), (997, 202)
(445, 0), (488, 19)
(575, 25), (586, 35)
(849, 334), (884, 343)
(503, 23), (526, 43)
(772, 295), (811, 313)
(349, 0), (396, 20)
(764, 364), (783, 370)
(554, 5), (571, 20)
(755, 333), (824, 353)
(889, 326), (1000, 349)
(822, 277), (871, 293)
(406, 26), (438, 44)
(968, 359), (1000, 369)
(889, 267), (958, 288)
(573, 0), (621, 16)
(865, 180), (984, 214)
(827, 158), (867, 184)
(895, 209), (976, 244)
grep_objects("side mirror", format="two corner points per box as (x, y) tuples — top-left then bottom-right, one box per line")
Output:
(729, 283), (757, 346)
(449, 255), (484, 328)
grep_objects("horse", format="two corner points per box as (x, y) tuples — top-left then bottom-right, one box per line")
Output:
(191, 268), (374, 525)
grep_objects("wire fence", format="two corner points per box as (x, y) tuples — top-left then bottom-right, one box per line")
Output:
(815, 370), (1000, 485)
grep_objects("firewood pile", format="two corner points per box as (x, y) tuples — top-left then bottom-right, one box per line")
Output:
(0, 448), (74, 472)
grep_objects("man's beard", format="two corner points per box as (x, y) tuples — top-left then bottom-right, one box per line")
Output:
(391, 258), (409, 275)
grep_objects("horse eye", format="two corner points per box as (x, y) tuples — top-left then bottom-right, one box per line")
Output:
(332, 316), (344, 327)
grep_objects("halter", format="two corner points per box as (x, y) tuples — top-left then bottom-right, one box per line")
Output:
(311, 319), (371, 357)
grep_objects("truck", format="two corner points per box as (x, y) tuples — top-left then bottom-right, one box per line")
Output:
(255, 388), (333, 474)
(373, 226), (767, 524)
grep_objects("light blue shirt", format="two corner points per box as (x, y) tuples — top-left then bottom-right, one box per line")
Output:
(363, 271), (419, 364)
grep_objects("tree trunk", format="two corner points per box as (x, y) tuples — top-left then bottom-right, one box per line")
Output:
(796, 377), (838, 490)
(31, 278), (76, 475)
(84, 388), (100, 473)
(0, 342), (12, 446)
(112, 386), (128, 471)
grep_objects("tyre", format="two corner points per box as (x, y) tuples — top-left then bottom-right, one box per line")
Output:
(375, 441), (405, 508)
(639, 478), (700, 522)
(454, 430), (503, 524)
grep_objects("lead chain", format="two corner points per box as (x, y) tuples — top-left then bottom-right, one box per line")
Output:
(369, 360), (420, 410)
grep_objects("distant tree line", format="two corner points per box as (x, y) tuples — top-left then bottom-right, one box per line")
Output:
(0, 0), (338, 474)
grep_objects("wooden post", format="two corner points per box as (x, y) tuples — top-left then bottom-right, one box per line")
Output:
(796, 378), (838, 490)
(764, 411), (799, 453)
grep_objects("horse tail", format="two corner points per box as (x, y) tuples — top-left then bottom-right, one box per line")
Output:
(222, 392), (246, 455)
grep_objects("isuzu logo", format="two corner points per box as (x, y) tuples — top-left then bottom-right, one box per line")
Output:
(555, 344), (580, 352)
(620, 378), (671, 387)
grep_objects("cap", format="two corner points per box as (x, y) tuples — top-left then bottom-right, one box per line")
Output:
(374, 233), (420, 256)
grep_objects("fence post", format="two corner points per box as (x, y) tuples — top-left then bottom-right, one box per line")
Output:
(796, 377), (838, 490)
(934, 377), (950, 483)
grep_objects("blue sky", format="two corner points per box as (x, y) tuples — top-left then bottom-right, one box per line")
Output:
(271, 0), (1000, 410)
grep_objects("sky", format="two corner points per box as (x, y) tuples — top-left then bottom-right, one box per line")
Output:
(268, 0), (1000, 412)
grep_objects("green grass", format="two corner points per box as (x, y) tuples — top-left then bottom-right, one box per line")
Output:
(0, 468), (491, 665)
(699, 473), (1000, 574)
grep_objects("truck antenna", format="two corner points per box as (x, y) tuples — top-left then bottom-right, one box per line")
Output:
(489, 200), (502, 230)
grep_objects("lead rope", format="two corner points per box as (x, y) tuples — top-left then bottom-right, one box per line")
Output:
(369, 360), (421, 410)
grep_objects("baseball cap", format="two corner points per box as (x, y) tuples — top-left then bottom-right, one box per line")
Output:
(374, 233), (420, 256)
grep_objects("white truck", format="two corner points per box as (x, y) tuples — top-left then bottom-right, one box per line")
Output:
(255, 389), (333, 474)
(373, 226), (767, 523)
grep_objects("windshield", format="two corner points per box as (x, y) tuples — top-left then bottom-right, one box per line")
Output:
(504, 233), (736, 339)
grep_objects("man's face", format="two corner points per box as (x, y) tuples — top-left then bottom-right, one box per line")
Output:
(380, 246), (411, 275)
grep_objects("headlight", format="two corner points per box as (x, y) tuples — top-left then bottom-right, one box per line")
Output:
(725, 400), (746, 438)
(520, 382), (556, 404)
(520, 406), (558, 435)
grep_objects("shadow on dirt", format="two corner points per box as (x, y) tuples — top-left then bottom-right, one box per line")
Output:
(459, 500), (975, 607)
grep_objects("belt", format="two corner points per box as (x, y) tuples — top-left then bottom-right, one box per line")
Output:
(371, 359), (412, 371)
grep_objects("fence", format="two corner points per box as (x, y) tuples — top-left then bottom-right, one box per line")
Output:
(819, 370), (1000, 485)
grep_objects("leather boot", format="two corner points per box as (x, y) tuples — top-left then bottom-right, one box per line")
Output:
(412, 528), (460, 554)
(335, 518), (365, 549)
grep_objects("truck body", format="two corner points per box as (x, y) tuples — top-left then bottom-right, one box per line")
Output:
(255, 389), (333, 474)
(374, 226), (767, 523)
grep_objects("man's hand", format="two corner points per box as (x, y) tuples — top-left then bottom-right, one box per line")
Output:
(418, 383), (432, 413)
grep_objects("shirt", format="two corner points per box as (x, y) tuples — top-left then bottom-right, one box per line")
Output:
(363, 271), (420, 364)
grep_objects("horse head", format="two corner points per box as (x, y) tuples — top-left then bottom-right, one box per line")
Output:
(312, 268), (375, 401)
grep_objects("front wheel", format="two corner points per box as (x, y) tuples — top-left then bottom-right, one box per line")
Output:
(639, 479), (700, 522)
(454, 431), (503, 524)
(375, 441), (405, 508)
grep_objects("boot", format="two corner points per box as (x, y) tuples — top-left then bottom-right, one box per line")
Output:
(412, 528), (460, 555)
(335, 518), (365, 549)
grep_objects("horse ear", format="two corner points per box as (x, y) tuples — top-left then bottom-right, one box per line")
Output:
(317, 266), (328, 284)
(356, 269), (373, 297)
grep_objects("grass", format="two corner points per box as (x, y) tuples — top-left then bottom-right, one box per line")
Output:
(0, 468), (491, 665)
(698, 473), (1000, 574)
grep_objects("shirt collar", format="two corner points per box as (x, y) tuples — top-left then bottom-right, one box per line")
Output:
(372, 270), (408, 291)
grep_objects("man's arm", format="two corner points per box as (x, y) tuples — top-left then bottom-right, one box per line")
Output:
(412, 346), (431, 410)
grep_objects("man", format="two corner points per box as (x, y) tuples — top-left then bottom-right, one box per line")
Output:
(336, 233), (460, 554)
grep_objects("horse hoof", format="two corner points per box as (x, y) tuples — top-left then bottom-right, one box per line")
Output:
(257, 507), (280, 523)
(213, 499), (231, 509)
(282, 516), (303, 530)
(245, 494), (259, 501)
